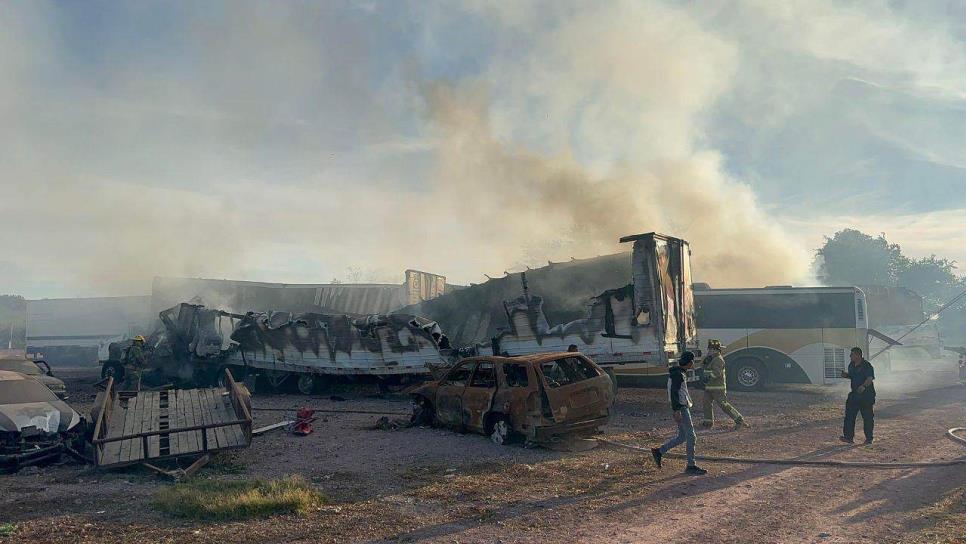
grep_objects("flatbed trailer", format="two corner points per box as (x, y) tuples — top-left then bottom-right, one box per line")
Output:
(91, 370), (252, 469)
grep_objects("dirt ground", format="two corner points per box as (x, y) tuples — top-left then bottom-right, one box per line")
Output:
(1, 366), (964, 544)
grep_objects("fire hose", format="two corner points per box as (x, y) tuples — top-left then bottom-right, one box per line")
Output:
(598, 429), (966, 468)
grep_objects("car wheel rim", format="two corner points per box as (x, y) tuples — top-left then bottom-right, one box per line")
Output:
(738, 366), (760, 388)
(491, 420), (508, 445)
(297, 376), (314, 395)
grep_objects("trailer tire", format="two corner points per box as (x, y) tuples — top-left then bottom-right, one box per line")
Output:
(296, 375), (319, 395)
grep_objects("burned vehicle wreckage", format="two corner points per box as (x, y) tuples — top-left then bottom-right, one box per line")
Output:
(0, 371), (86, 473)
(103, 303), (452, 393)
(410, 352), (615, 445)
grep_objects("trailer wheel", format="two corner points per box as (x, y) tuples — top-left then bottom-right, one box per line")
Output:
(296, 375), (318, 395)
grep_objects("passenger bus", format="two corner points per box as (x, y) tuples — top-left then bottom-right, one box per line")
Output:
(694, 286), (896, 390)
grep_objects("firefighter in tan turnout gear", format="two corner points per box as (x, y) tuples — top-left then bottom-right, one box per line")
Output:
(701, 339), (746, 429)
(121, 335), (147, 391)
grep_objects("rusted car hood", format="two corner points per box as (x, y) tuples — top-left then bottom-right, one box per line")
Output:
(0, 401), (81, 434)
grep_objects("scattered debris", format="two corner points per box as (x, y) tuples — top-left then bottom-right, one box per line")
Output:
(291, 408), (316, 436)
(369, 417), (411, 431)
(143, 454), (211, 481)
(252, 421), (294, 436)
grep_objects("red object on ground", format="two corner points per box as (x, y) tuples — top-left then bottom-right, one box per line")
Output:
(292, 408), (316, 436)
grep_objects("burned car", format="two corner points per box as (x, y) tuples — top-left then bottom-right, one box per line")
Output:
(0, 370), (86, 473)
(410, 353), (614, 445)
(0, 358), (68, 399)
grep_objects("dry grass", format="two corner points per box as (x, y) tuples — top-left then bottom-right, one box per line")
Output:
(154, 476), (325, 521)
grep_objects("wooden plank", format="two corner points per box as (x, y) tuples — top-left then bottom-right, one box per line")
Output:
(176, 390), (195, 454)
(169, 390), (182, 455)
(118, 394), (140, 464)
(210, 391), (242, 447)
(252, 420), (292, 437)
(197, 389), (219, 450)
(148, 390), (161, 458)
(221, 393), (246, 447)
(132, 392), (153, 463)
(186, 390), (202, 453)
(206, 390), (230, 449)
(189, 389), (207, 453)
(181, 454), (211, 480)
(100, 397), (127, 466)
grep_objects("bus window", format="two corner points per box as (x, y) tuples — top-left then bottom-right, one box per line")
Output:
(696, 292), (858, 329)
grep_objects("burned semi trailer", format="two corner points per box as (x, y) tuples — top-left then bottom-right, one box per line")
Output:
(489, 232), (699, 386)
(129, 303), (451, 394)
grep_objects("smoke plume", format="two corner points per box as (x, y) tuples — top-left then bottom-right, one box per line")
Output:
(0, 1), (812, 298)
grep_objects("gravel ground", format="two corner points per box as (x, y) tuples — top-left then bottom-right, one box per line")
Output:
(1, 365), (963, 543)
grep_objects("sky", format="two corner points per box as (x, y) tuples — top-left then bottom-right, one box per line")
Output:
(2, 0), (966, 299)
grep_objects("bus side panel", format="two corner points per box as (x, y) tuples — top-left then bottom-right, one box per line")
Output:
(738, 328), (824, 385)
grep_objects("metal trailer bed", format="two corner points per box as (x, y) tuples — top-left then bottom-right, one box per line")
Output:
(91, 370), (252, 469)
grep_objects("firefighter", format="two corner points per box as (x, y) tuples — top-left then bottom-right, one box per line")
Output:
(122, 335), (147, 390)
(701, 339), (746, 429)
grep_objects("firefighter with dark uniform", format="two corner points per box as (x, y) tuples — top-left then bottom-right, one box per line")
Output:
(122, 335), (147, 391)
(701, 339), (746, 429)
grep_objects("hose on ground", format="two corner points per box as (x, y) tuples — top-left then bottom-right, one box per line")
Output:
(597, 432), (966, 469)
(949, 427), (966, 447)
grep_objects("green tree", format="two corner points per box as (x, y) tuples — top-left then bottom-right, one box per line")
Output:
(897, 256), (961, 310)
(816, 229), (904, 287)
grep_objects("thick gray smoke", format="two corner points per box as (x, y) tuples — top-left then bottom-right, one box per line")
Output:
(0, 1), (818, 298)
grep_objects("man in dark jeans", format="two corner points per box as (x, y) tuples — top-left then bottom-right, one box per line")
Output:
(840, 347), (875, 444)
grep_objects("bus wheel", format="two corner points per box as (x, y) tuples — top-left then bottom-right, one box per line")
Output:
(731, 358), (765, 391)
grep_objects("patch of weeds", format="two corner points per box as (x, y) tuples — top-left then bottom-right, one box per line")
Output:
(154, 476), (325, 520)
(0, 524), (15, 537)
(207, 454), (247, 475)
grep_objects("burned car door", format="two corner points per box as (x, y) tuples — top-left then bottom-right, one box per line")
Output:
(493, 361), (536, 431)
(537, 355), (611, 423)
(435, 361), (475, 427)
(461, 361), (497, 432)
